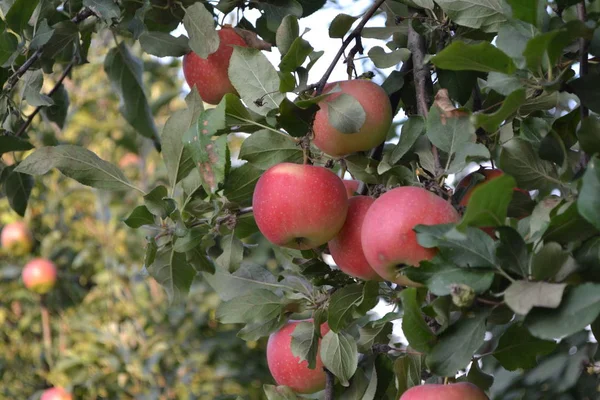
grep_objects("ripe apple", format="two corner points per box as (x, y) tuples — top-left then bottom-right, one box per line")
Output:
(1, 221), (33, 256)
(399, 382), (489, 400)
(182, 27), (247, 105)
(40, 387), (73, 400)
(118, 152), (141, 168)
(343, 179), (361, 197)
(22, 258), (57, 294)
(252, 163), (348, 249)
(313, 80), (392, 157)
(267, 319), (330, 394)
(329, 196), (381, 281)
(361, 186), (459, 285)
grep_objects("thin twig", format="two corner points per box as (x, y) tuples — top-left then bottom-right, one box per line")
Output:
(15, 60), (75, 137)
(315, 0), (386, 95)
(324, 368), (335, 400)
(4, 8), (95, 91)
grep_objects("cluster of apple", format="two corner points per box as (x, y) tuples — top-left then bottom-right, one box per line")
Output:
(1, 222), (71, 400)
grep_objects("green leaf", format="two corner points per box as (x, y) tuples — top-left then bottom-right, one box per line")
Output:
(143, 237), (157, 269)
(499, 138), (559, 192)
(394, 354), (422, 398)
(496, 227), (528, 277)
(290, 321), (319, 369)
(15, 145), (137, 192)
(577, 156), (600, 231)
(41, 84), (69, 129)
(216, 234), (244, 272)
(5, 0), (39, 32)
(2, 167), (33, 217)
(147, 245), (197, 304)
(183, 126), (229, 193)
(507, 0), (542, 27)
(434, 0), (507, 32)
(0, 136), (33, 154)
(473, 89), (526, 132)
(204, 263), (280, 301)
(458, 174), (516, 230)
(175, 226), (209, 253)
(223, 163), (262, 206)
(277, 99), (319, 137)
(104, 43), (159, 145)
(399, 288), (436, 352)
(264, 385), (302, 400)
(183, 3), (219, 58)
(238, 314), (287, 341)
(368, 47), (411, 69)
(426, 103), (475, 156)
(276, 15), (299, 56)
(41, 21), (78, 61)
(255, 0), (303, 31)
(328, 283), (378, 332)
(217, 289), (282, 323)
(327, 93), (366, 134)
(329, 13), (357, 38)
(531, 242), (575, 281)
(525, 283), (600, 339)
(543, 201), (598, 245)
(390, 116), (425, 164)
(0, 31), (18, 64)
(570, 73), (600, 114)
(83, 0), (120, 22)
(504, 281), (567, 315)
(431, 41), (516, 73)
(493, 324), (556, 371)
(123, 205), (155, 228)
(279, 37), (313, 73)
(357, 318), (395, 352)
(320, 331), (358, 386)
(496, 20), (537, 69)
(483, 72), (524, 96)
(577, 116), (600, 155)
(404, 262), (495, 296)
(139, 32), (190, 57)
(143, 186), (176, 219)
(239, 130), (303, 170)
(229, 47), (285, 115)
(446, 143), (491, 174)
(415, 225), (498, 268)
(466, 362), (494, 390)
(426, 311), (487, 376)
(21, 70), (53, 107)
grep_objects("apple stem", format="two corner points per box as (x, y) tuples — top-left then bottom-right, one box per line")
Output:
(40, 295), (54, 367)
(324, 368), (335, 400)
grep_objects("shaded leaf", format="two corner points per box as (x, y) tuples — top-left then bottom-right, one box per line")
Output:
(504, 281), (567, 315)
(183, 3), (219, 58)
(493, 324), (556, 370)
(320, 331), (358, 386)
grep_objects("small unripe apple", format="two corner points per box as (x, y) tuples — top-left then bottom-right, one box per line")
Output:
(252, 163), (348, 249)
(361, 186), (459, 285)
(313, 80), (392, 157)
(343, 179), (361, 197)
(183, 28), (247, 105)
(267, 319), (330, 394)
(400, 382), (489, 400)
(40, 387), (73, 400)
(22, 258), (57, 294)
(1, 221), (33, 256)
(329, 196), (381, 281)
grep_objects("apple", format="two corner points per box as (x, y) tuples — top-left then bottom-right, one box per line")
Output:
(22, 258), (57, 294)
(40, 387), (73, 400)
(343, 179), (361, 197)
(1, 221), (33, 256)
(182, 27), (247, 105)
(267, 319), (330, 394)
(313, 80), (392, 157)
(400, 382), (489, 400)
(252, 163), (348, 249)
(361, 186), (459, 285)
(328, 196), (381, 281)
(118, 152), (141, 168)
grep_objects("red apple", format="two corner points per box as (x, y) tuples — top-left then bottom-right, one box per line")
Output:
(457, 168), (505, 207)
(343, 179), (361, 197)
(361, 186), (459, 285)
(22, 258), (57, 294)
(183, 28), (247, 105)
(313, 80), (392, 157)
(400, 382), (489, 400)
(1, 221), (33, 256)
(267, 319), (330, 394)
(40, 387), (73, 400)
(252, 163), (348, 249)
(329, 196), (381, 281)
(118, 152), (141, 168)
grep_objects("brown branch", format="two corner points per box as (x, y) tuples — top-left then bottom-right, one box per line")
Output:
(407, 9), (440, 174)
(4, 7), (95, 92)
(15, 60), (75, 137)
(324, 368), (335, 400)
(315, 0), (386, 94)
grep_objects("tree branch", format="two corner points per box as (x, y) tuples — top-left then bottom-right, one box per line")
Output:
(4, 7), (95, 92)
(315, 0), (386, 94)
(324, 368), (335, 400)
(15, 60), (75, 137)
(577, 2), (589, 120)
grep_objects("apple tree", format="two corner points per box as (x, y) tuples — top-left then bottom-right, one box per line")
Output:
(2, 0), (600, 399)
